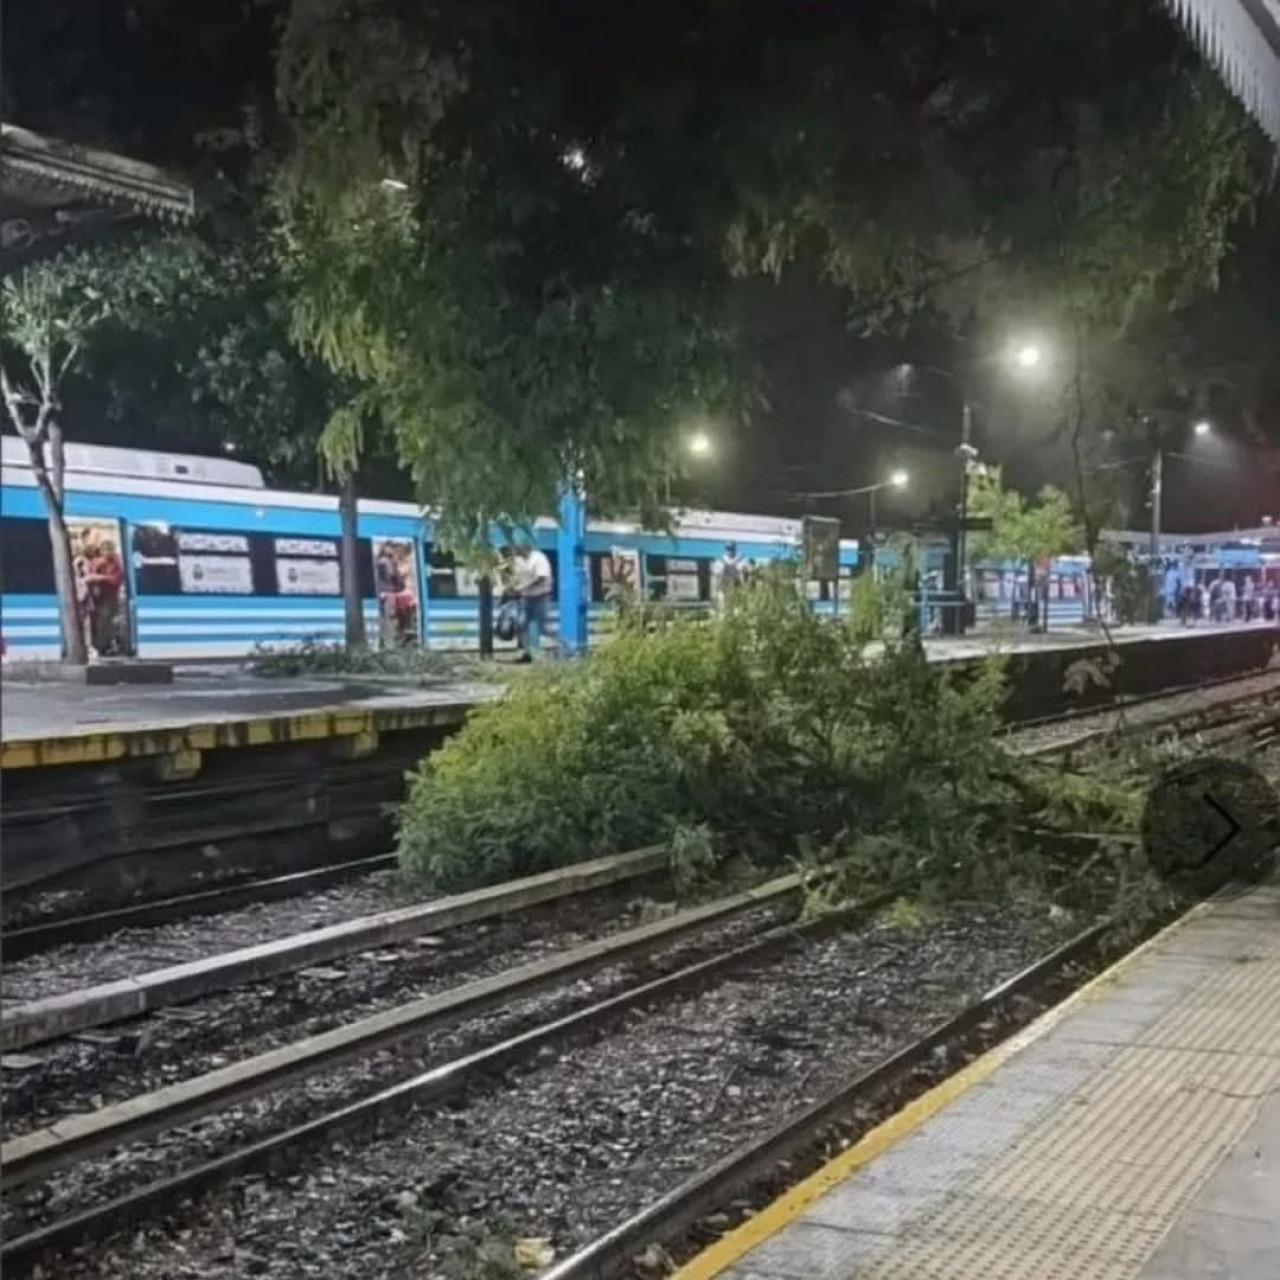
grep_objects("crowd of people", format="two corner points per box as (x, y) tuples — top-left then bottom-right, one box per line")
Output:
(1169, 573), (1279, 625)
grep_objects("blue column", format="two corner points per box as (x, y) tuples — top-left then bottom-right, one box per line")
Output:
(557, 481), (588, 656)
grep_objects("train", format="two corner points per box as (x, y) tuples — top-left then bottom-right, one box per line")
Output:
(3, 438), (1270, 661)
(0, 438), (868, 660)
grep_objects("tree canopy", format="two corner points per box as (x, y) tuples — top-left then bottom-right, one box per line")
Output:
(967, 465), (1080, 564)
(275, 0), (1271, 542)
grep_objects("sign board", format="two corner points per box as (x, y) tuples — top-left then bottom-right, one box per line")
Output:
(802, 516), (841, 582)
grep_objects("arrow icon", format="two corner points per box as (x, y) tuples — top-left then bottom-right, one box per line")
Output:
(1202, 793), (1242, 866)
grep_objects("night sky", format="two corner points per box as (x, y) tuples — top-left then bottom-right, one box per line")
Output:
(5, 2), (1278, 537)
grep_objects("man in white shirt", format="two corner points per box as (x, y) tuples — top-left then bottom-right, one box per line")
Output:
(513, 543), (553, 658)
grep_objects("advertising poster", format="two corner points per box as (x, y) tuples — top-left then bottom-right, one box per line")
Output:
(603, 547), (641, 599)
(665, 557), (701, 601)
(180, 554), (254, 595)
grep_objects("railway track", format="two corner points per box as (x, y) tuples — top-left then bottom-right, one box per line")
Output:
(6, 669), (1275, 963)
(0, 873), (854, 1270)
(0, 890), (1109, 1279)
(1013, 671), (1280, 763)
(0, 847), (669, 1052)
(543, 918), (1113, 1280)
(0, 853), (400, 960)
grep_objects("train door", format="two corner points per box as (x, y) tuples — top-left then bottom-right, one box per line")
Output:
(67, 516), (133, 657)
(371, 537), (423, 646)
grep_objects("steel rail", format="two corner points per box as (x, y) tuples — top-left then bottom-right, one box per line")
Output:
(0, 887), (900, 1272)
(541, 917), (1113, 1280)
(1, 853), (400, 960)
(1, 871), (808, 1189)
(0, 846), (669, 1052)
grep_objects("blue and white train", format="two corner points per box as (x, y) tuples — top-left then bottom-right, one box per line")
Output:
(0, 438), (866, 660)
(17, 439), (1250, 661)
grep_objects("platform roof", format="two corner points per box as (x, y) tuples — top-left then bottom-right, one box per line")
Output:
(1165, 0), (1280, 144)
(0, 124), (195, 275)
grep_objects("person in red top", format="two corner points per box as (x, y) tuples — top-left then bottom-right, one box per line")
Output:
(85, 542), (125, 656)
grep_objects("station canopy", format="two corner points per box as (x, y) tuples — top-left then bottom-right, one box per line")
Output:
(0, 124), (195, 275)
(1165, 0), (1280, 144)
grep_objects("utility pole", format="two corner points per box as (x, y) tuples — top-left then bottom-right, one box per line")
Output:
(943, 400), (977, 635)
(1149, 427), (1164, 622)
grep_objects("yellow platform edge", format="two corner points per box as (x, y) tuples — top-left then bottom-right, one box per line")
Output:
(0, 701), (474, 771)
(674, 903), (1209, 1280)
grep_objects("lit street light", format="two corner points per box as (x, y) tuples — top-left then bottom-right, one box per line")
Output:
(1147, 414), (1215, 620)
(889, 468), (909, 488)
(896, 341), (1047, 634)
(687, 430), (713, 458)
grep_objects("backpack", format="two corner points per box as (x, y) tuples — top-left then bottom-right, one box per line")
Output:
(496, 598), (522, 642)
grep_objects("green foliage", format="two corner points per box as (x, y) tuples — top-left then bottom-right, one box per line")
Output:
(1092, 544), (1151, 625)
(1063, 651), (1121, 698)
(967, 466), (1081, 564)
(668, 823), (720, 897)
(877, 896), (934, 931)
(248, 639), (476, 684)
(399, 571), (1050, 899)
(1, 234), (205, 442)
(277, 0), (1268, 548)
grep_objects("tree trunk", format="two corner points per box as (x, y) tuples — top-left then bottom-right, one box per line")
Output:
(25, 439), (87, 665)
(338, 469), (366, 651)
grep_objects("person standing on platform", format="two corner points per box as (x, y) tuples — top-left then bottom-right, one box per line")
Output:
(713, 541), (744, 611)
(1222, 575), (1237, 623)
(513, 541), (553, 660)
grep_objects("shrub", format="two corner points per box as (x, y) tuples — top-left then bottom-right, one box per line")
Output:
(397, 568), (1081, 897)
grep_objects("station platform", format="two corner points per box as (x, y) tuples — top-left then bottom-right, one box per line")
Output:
(2, 620), (1269, 769)
(0, 668), (498, 771)
(680, 879), (1280, 1280)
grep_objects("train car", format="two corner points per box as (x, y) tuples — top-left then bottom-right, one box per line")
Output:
(427, 509), (863, 649)
(1, 439), (863, 659)
(1, 437), (428, 660)
(972, 554), (1092, 626)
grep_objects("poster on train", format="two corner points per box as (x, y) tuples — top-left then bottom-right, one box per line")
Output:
(274, 537), (340, 595)
(602, 547), (641, 600)
(665, 557), (701, 601)
(276, 556), (341, 595)
(179, 554), (254, 595)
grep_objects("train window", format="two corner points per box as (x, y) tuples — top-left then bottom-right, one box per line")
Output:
(0, 515), (56, 593)
(130, 523), (181, 594)
(589, 553), (607, 603)
(429, 549), (458, 598)
(357, 538), (377, 599)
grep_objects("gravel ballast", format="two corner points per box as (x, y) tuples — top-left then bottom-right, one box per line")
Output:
(25, 902), (1077, 1280)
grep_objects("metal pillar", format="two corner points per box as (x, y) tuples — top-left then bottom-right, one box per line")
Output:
(1149, 441), (1164, 622)
(478, 575), (494, 658)
(557, 481), (588, 655)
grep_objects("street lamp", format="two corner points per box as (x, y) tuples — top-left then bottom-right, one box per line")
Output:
(1147, 415), (1214, 619)
(896, 345), (1045, 634)
(687, 430), (713, 458)
(889, 468), (909, 489)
